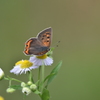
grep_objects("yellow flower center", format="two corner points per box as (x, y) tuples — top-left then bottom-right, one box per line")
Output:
(15, 60), (33, 68)
(0, 96), (4, 100)
(36, 54), (47, 59)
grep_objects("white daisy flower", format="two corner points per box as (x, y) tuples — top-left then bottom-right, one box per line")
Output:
(10, 60), (39, 75)
(29, 54), (53, 66)
(0, 68), (4, 80)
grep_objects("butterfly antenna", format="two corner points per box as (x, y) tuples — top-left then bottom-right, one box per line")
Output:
(56, 41), (60, 47)
(52, 41), (60, 48)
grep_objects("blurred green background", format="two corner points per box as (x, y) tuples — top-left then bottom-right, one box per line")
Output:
(0, 0), (100, 100)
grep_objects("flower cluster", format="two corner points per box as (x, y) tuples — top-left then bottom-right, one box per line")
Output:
(0, 48), (62, 100)
(10, 54), (53, 75)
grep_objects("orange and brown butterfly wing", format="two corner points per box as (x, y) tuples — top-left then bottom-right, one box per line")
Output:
(24, 38), (49, 55)
(37, 27), (52, 47)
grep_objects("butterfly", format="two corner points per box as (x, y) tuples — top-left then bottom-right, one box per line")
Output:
(23, 27), (52, 55)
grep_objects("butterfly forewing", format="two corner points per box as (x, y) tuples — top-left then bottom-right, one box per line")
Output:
(37, 27), (52, 47)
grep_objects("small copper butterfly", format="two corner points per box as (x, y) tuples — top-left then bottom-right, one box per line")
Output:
(23, 27), (52, 55)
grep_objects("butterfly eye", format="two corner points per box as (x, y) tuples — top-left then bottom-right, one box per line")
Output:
(46, 40), (49, 42)
(47, 37), (50, 38)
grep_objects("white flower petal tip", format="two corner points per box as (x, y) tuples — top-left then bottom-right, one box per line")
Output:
(29, 54), (53, 66)
(10, 60), (39, 75)
(0, 68), (4, 80)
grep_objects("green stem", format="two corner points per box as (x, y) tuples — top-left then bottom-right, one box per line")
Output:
(4, 77), (9, 80)
(38, 66), (41, 81)
(9, 80), (11, 87)
(41, 62), (45, 92)
(10, 78), (22, 83)
(4, 77), (22, 83)
(38, 66), (41, 90)
(28, 71), (34, 83)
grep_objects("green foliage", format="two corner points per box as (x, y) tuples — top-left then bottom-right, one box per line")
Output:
(10, 85), (22, 90)
(34, 90), (41, 95)
(45, 61), (62, 88)
(41, 88), (50, 100)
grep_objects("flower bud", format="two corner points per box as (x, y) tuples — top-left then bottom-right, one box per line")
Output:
(22, 87), (31, 95)
(27, 81), (33, 86)
(6, 88), (16, 93)
(0, 68), (4, 80)
(21, 82), (26, 87)
(30, 84), (37, 91)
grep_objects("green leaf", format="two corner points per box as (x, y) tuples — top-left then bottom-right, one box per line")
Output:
(44, 73), (56, 83)
(34, 90), (41, 95)
(35, 80), (40, 85)
(46, 61), (62, 88)
(10, 85), (22, 90)
(41, 88), (50, 100)
(38, 73), (56, 91)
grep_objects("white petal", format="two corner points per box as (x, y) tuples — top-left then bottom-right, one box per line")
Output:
(20, 69), (25, 74)
(29, 56), (53, 66)
(0, 68), (4, 79)
(43, 57), (53, 66)
(10, 63), (39, 75)
(10, 65), (21, 75)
